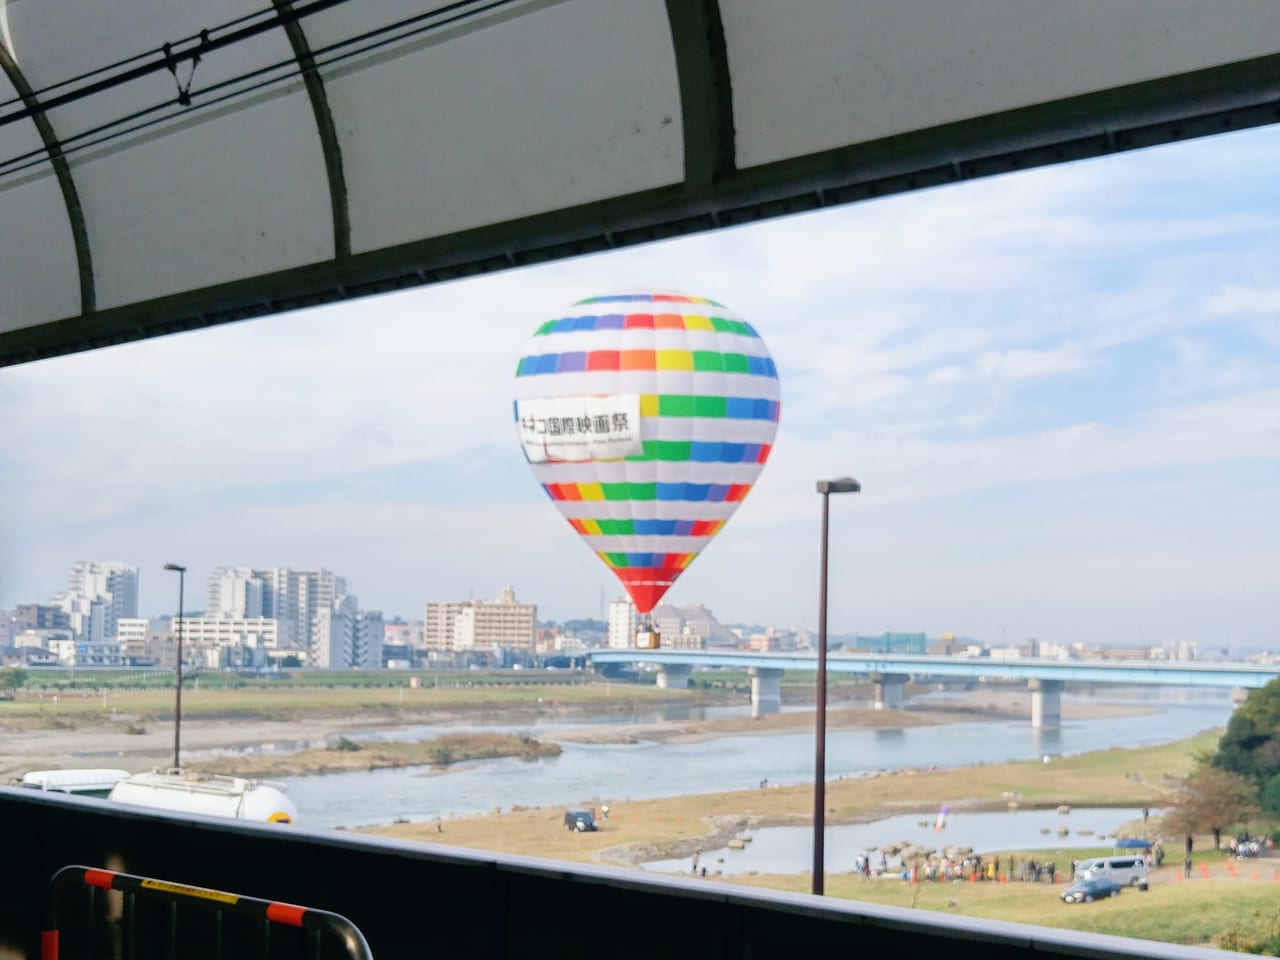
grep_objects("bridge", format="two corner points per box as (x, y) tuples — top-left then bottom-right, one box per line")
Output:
(588, 649), (1280, 727)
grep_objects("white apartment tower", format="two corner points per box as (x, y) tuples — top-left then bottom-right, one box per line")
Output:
(206, 566), (348, 651)
(53, 561), (139, 641)
(607, 598), (637, 649)
(313, 595), (384, 669)
(424, 586), (535, 653)
(206, 568), (265, 618)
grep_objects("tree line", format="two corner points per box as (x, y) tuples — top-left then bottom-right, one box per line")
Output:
(1165, 677), (1280, 847)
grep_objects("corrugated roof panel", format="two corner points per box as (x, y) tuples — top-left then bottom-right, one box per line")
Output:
(322, 0), (683, 252)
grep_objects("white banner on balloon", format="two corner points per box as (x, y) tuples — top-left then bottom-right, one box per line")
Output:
(517, 395), (643, 463)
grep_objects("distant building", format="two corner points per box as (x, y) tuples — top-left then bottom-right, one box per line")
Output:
(853, 632), (927, 655)
(554, 636), (589, 657)
(205, 566), (347, 652)
(665, 632), (705, 650)
(424, 586), (536, 653)
(49, 637), (125, 667)
(13, 603), (71, 632)
(52, 561), (139, 641)
(171, 616), (291, 651)
(116, 618), (175, 667)
(313, 596), (384, 669)
(13, 628), (73, 652)
(606, 598), (636, 649)
(133, 615), (289, 669)
(384, 621), (423, 648)
(206, 568), (265, 619)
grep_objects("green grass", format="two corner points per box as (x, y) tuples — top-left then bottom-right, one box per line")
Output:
(728, 873), (1280, 948)
(0, 677), (723, 722)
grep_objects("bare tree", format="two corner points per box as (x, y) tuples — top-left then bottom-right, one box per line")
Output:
(1162, 763), (1259, 851)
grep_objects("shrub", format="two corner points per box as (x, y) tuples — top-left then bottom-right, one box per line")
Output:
(331, 736), (363, 752)
(1213, 929), (1261, 954)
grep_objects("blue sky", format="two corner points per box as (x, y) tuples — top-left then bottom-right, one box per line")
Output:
(1, 125), (1277, 649)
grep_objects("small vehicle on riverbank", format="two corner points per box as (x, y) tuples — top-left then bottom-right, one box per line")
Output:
(564, 808), (597, 832)
(1075, 855), (1148, 889)
(1060, 877), (1122, 903)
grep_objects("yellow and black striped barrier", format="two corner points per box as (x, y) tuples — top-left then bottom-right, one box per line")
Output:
(44, 864), (372, 959)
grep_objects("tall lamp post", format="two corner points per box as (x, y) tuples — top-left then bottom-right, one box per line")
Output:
(163, 563), (186, 771)
(812, 477), (860, 895)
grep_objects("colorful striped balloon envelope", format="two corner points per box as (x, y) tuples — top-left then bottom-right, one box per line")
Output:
(513, 291), (780, 614)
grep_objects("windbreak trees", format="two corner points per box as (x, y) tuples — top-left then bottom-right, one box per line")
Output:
(1213, 678), (1280, 791)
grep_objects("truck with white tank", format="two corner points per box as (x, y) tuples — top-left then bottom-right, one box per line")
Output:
(16, 768), (297, 824)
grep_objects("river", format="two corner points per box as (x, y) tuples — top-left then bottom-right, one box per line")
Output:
(275, 686), (1232, 831)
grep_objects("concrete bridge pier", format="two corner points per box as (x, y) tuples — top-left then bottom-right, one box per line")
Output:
(656, 663), (692, 690)
(748, 667), (784, 717)
(870, 673), (909, 711)
(1028, 678), (1064, 728)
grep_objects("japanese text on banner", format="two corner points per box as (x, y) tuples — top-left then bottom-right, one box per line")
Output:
(517, 395), (643, 462)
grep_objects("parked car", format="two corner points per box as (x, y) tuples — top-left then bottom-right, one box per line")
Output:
(563, 808), (597, 832)
(1075, 855), (1149, 890)
(1060, 877), (1123, 903)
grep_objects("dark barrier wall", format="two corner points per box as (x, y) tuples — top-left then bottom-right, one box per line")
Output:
(0, 788), (1226, 960)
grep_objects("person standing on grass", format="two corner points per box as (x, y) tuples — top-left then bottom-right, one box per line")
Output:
(1184, 854), (1193, 879)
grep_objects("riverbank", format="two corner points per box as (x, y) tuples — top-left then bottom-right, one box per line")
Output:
(0, 686), (1154, 781)
(362, 731), (1218, 868)
(0, 681), (702, 780)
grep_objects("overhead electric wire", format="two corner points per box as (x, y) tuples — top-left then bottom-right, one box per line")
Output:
(0, 2), (297, 113)
(0, 0), (526, 183)
(0, 0), (356, 129)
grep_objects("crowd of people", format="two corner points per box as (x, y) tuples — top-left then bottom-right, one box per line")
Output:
(851, 852), (1061, 884)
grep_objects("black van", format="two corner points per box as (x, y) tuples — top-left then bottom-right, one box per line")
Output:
(564, 808), (597, 832)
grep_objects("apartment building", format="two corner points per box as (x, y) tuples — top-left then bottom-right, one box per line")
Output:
(52, 561), (139, 641)
(424, 586), (535, 653)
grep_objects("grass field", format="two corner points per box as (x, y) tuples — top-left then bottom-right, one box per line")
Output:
(731, 871), (1280, 947)
(0, 677), (709, 723)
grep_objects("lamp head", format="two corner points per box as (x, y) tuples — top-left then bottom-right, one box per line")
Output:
(163, 563), (186, 573)
(816, 477), (860, 495)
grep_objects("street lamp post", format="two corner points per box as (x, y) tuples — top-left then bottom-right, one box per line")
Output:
(163, 563), (186, 771)
(812, 477), (860, 895)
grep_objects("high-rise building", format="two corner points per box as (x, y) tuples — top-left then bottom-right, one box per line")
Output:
(53, 561), (138, 640)
(424, 586), (535, 653)
(206, 568), (265, 618)
(313, 595), (383, 669)
(607, 598), (636, 649)
(206, 566), (347, 652)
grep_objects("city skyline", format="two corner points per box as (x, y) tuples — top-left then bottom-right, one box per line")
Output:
(1, 127), (1278, 650)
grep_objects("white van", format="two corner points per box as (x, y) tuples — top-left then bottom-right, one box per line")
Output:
(1076, 856), (1148, 890)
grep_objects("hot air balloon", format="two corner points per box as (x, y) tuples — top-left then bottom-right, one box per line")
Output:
(513, 291), (780, 647)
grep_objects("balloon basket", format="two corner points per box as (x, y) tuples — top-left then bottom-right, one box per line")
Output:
(634, 623), (662, 650)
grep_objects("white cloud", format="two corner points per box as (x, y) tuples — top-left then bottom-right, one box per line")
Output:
(2, 128), (1279, 645)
